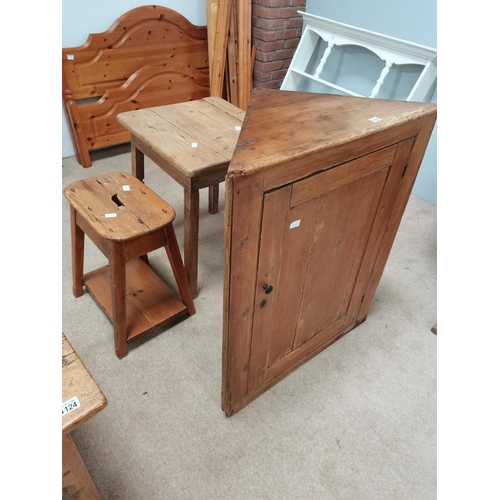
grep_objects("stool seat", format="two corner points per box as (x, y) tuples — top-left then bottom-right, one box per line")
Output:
(64, 171), (195, 359)
(64, 172), (175, 241)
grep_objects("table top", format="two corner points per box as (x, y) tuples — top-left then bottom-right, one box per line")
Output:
(62, 333), (107, 435)
(117, 97), (245, 185)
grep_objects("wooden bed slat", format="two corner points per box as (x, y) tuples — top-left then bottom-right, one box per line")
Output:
(236, 0), (252, 110)
(207, 0), (219, 84)
(210, 0), (232, 97)
(226, 0), (239, 107)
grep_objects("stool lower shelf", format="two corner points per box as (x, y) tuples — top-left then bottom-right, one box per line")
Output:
(83, 258), (188, 343)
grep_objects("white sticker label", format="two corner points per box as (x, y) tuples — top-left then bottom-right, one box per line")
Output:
(290, 220), (301, 229)
(235, 126), (241, 131)
(191, 142), (198, 148)
(67, 54), (74, 60)
(369, 117), (382, 122)
(62, 396), (81, 416)
(105, 213), (117, 218)
(122, 185), (130, 191)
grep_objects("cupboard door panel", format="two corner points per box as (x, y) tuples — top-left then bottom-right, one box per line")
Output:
(293, 167), (389, 349)
(265, 196), (322, 367)
(249, 143), (406, 393)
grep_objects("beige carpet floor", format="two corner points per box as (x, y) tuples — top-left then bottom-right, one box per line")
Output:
(62, 144), (437, 500)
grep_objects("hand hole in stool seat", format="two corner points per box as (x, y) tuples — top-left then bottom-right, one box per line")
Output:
(111, 193), (124, 209)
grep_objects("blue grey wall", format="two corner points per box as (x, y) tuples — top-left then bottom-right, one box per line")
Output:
(305, 0), (437, 204)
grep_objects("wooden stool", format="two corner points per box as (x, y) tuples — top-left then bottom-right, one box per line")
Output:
(64, 171), (195, 359)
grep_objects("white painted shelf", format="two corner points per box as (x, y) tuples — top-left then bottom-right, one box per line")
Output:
(281, 11), (437, 102)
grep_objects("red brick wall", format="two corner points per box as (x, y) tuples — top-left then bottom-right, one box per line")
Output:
(252, 0), (307, 89)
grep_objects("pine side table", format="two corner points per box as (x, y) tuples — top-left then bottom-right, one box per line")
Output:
(117, 97), (245, 298)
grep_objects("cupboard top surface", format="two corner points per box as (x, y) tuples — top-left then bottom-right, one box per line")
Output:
(228, 90), (436, 177)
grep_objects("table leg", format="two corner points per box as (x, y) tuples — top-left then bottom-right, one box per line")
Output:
(131, 141), (145, 182)
(110, 242), (128, 359)
(184, 189), (200, 299)
(62, 433), (102, 500)
(131, 142), (149, 265)
(163, 224), (196, 316)
(71, 207), (85, 298)
(208, 184), (219, 214)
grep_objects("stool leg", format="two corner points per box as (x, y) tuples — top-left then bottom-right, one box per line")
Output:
(164, 224), (196, 316)
(70, 206), (85, 298)
(109, 242), (128, 359)
(184, 189), (200, 299)
(208, 184), (219, 214)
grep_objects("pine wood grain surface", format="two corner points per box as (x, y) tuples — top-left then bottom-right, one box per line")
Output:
(62, 333), (107, 499)
(117, 97), (244, 182)
(62, 333), (107, 436)
(64, 172), (176, 241)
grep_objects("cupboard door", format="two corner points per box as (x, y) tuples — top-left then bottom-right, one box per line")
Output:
(247, 140), (412, 395)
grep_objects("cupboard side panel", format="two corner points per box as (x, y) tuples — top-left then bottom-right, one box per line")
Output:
(357, 115), (437, 321)
(222, 172), (265, 416)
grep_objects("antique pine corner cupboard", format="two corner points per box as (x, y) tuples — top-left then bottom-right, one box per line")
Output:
(222, 89), (437, 416)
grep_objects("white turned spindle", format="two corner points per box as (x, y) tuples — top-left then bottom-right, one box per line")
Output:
(369, 62), (392, 98)
(314, 37), (335, 78)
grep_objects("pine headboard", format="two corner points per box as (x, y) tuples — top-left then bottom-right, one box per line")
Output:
(62, 5), (210, 167)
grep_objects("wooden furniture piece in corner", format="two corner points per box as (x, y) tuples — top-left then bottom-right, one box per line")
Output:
(62, 333), (107, 499)
(206, 0), (219, 86)
(281, 11), (437, 103)
(62, 5), (210, 168)
(209, 0), (232, 98)
(236, 0), (253, 111)
(222, 89), (437, 416)
(205, 0), (253, 111)
(117, 97), (245, 299)
(64, 172), (195, 359)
